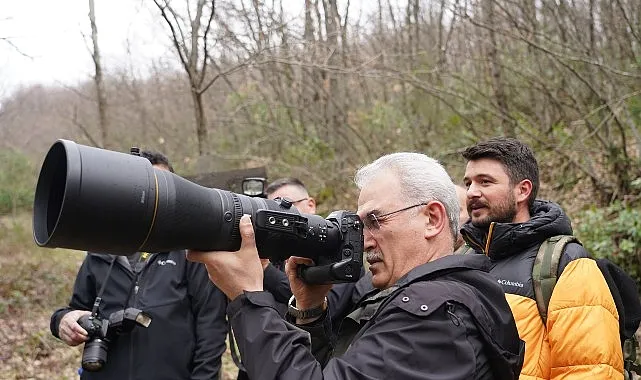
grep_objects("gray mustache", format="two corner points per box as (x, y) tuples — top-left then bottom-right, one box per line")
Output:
(366, 252), (382, 262)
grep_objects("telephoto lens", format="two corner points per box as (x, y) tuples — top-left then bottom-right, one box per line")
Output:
(33, 140), (364, 284)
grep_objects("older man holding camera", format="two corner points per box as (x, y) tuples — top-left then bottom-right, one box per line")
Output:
(188, 152), (524, 380)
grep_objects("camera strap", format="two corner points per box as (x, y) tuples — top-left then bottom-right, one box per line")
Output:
(91, 256), (117, 316)
(229, 325), (246, 372)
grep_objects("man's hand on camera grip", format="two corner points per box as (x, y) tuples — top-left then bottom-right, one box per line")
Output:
(59, 310), (91, 346)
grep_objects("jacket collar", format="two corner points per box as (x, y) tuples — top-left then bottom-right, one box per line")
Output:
(88, 252), (159, 273)
(460, 200), (573, 260)
(396, 253), (491, 287)
(352, 253), (491, 305)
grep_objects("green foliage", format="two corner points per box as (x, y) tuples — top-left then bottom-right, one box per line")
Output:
(0, 149), (36, 215)
(280, 135), (335, 163)
(351, 101), (416, 152)
(0, 215), (80, 316)
(628, 95), (641, 125)
(575, 201), (641, 288)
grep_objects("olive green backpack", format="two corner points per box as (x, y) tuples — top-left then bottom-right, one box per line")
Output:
(532, 235), (641, 379)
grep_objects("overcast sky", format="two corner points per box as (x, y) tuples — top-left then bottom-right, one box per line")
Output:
(0, 0), (371, 102)
(0, 0), (176, 99)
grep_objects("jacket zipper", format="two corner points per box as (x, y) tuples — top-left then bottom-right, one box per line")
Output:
(130, 269), (143, 380)
(129, 253), (153, 380)
(484, 222), (496, 256)
(132, 253), (154, 302)
(461, 230), (485, 253)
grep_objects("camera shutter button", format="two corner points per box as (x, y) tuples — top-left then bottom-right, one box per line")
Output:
(280, 198), (293, 208)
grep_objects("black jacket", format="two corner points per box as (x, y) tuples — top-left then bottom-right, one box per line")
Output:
(50, 251), (228, 380)
(458, 200), (625, 379)
(459, 200), (587, 298)
(236, 263), (362, 380)
(227, 254), (524, 380)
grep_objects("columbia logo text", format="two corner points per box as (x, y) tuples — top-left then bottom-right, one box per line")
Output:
(157, 259), (177, 266)
(497, 279), (524, 288)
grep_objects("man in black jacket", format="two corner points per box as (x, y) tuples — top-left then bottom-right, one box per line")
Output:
(50, 150), (228, 380)
(188, 152), (525, 380)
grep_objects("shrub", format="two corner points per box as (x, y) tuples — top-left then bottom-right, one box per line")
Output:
(576, 200), (641, 290)
(0, 149), (36, 215)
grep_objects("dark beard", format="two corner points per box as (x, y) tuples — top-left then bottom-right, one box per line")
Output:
(470, 193), (517, 228)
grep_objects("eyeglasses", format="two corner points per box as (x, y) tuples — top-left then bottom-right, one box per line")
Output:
(274, 197), (308, 204)
(363, 202), (428, 231)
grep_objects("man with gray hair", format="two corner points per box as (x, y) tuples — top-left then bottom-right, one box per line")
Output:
(187, 152), (524, 379)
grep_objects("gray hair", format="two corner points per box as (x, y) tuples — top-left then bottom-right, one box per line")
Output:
(354, 152), (459, 242)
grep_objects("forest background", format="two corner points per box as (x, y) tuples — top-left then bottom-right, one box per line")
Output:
(1, 0), (640, 378)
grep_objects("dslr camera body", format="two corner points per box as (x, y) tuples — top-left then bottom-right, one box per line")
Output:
(77, 308), (152, 372)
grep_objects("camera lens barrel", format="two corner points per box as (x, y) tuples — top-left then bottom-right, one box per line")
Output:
(81, 338), (109, 372)
(33, 140), (158, 254)
(32, 140), (360, 269)
(32, 140), (282, 254)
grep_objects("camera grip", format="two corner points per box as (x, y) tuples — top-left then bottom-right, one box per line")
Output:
(298, 264), (334, 284)
(298, 259), (357, 284)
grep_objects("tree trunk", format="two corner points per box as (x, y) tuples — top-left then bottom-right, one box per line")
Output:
(88, 0), (110, 148)
(482, 0), (513, 136)
(191, 89), (208, 156)
(322, 0), (341, 145)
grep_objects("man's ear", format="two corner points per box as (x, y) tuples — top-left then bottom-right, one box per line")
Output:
(514, 179), (533, 205)
(423, 201), (447, 239)
(306, 197), (317, 213)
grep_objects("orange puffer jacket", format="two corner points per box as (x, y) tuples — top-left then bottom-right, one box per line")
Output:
(461, 200), (623, 379)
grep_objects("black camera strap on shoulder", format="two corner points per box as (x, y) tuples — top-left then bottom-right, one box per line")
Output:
(91, 256), (117, 317)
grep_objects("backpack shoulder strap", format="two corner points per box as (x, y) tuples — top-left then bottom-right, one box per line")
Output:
(532, 235), (580, 325)
(454, 244), (475, 255)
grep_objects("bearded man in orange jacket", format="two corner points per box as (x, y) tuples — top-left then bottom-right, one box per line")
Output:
(460, 137), (623, 380)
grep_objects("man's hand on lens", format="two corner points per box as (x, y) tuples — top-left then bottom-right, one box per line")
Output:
(59, 310), (91, 346)
(186, 214), (264, 300)
(285, 257), (332, 311)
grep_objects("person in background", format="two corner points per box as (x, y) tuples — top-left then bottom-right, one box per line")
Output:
(50, 150), (228, 380)
(460, 137), (623, 379)
(265, 177), (317, 214)
(454, 184), (470, 252)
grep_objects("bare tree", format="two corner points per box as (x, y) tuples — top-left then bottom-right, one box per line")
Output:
(3, 0), (640, 211)
(88, 0), (111, 148)
(153, 0), (219, 156)
(481, 0), (513, 136)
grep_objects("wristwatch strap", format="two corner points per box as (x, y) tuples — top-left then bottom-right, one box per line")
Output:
(287, 295), (327, 320)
